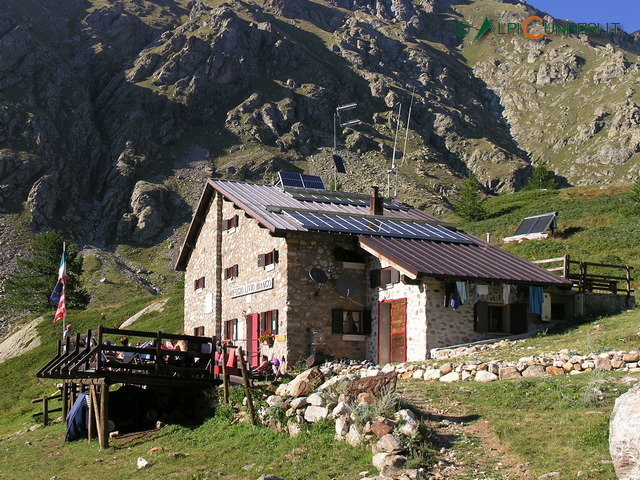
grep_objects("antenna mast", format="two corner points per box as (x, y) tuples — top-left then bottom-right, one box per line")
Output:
(389, 103), (402, 198)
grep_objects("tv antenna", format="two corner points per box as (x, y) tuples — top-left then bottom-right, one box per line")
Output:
(388, 103), (402, 198)
(332, 103), (360, 190)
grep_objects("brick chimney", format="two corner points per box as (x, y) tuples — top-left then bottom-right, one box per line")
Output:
(370, 186), (384, 215)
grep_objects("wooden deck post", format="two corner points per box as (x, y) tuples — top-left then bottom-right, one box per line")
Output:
(88, 385), (95, 442)
(99, 384), (109, 450)
(236, 347), (256, 426)
(62, 383), (69, 421)
(221, 346), (229, 405)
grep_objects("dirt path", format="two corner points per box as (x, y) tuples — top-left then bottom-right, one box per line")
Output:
(399, 381), (530, 479)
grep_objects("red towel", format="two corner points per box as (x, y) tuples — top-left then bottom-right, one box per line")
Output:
(226, 347), (237, 368)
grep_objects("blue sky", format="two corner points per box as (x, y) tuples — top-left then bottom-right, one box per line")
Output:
(525, 0), (640, 33)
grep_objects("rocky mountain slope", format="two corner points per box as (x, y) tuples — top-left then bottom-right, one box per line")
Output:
(0, 0), (638, 264)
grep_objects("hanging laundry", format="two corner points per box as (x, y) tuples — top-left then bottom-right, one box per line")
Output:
(456, 281), (470, 304)
(503, 284), (511, 304)
(529, 286), (544, 315)
(473, 284), (479, 304)
(450, 288), (461, 310)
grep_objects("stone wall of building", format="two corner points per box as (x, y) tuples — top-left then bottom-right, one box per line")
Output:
(184, 193), (375, 368)
(184, 193), (221, 337)
(285, 233), (370, 364)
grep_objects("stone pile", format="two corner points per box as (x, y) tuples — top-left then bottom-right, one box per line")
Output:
(324, 349), (640, 384)
(256, 366), (423, 480)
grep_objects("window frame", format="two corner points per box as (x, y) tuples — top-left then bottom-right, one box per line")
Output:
(194, 276), (205, 291)
(258, 249), (279, 269)
(332, 308), (371, 335)
(225, 318), (238, 341)
(224, 264), (239, 281)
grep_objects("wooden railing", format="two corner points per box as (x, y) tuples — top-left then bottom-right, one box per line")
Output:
(532, 254), (634, 296)
(37, 326), (219, 385)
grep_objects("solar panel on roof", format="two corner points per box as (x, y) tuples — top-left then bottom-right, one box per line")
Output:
(284, 211), (472, 243)
(278, 172), (326, 190)
(513, 212), (557, 236)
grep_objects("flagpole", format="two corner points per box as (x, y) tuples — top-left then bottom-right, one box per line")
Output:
(61, 242), (66, 336)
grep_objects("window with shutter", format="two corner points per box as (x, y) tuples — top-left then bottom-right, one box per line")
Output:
(225, 319), (238, 341)
(332, 309), (344, 334)
(194, 277), (205, 291)
(194, 326), (205, 336)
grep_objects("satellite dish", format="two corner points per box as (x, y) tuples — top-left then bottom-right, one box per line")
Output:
(336, 275), (359, 298)
(309, 267), (329, 284)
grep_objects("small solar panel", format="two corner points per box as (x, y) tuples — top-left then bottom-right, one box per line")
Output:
(284, 211), (472, 244)
(278, 172), (326, 190)
(513, 212), (557, 236)
(332, 154), (346, 173)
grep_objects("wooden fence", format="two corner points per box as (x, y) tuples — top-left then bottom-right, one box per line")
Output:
(532, 254), (634, 295)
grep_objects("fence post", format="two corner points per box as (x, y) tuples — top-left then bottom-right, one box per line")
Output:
(580, 262), (587, 292)
(236, 346), (256, 426)
(563, 254), (571, 279)
(42, 396), (49, 426)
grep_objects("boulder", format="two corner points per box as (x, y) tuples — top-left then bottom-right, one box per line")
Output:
(522, 365), (546, 377)
(304, 405), (329, 423)
(370, 419), (396, 439)
(348, 372), (397, 401)
(610, 383), (640, 480)
(276, 367), (324, 397)
(439, 371), (460, 383)
(306, 392), (325, 406)
(372, 452), (407, 471)
(265, 395), (283, 407)
(423, 369), (442, 381)
(335, 415), (350, 436)
(595, 357), (613, 371)
(346, 424), (363, 446)
(374, 434), (405, 454)
(394, 409), (417, 425)
(289, 397), (308, 409)
(475, 370), (499, 382)
(545, 366), (565, 376)
(332, 402), (353, 417)
(499, 366), (521, 380)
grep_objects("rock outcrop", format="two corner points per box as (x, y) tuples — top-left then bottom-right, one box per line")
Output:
(0, 0), (638, 249)
(610, 383), (640, 480)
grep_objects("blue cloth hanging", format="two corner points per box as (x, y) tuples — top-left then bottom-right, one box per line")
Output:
(450, 288), (461, 310)
(529, 286), (544, 315)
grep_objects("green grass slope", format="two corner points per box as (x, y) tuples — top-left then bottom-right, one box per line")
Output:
(454, 183), (640, 290)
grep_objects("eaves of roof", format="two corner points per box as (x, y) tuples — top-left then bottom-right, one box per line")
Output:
(358, 235), (573, 287)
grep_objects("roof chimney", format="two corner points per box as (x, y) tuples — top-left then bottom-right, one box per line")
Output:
(370, 186), (384, 216)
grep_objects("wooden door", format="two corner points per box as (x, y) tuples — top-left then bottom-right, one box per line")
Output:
(389, 299), (407, 363)
(246, 313), (260, 367)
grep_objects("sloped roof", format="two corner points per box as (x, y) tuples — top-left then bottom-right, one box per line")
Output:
(176, 179), (572, 288)
(176, 178), (442, 270)
(358, 235), (572, 287)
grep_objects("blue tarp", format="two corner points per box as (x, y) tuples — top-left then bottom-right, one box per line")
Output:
(65, 393), (89, 442)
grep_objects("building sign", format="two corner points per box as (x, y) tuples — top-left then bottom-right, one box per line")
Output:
(230, 278), (274, 298)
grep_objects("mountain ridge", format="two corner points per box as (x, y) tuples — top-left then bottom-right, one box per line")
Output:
(0, 0), (638, 273)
